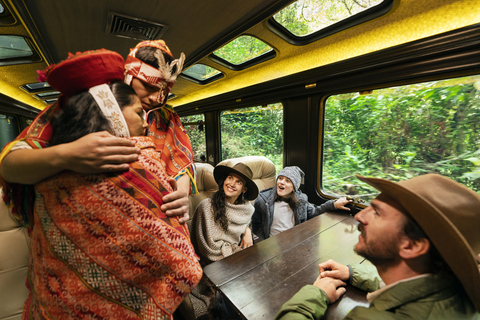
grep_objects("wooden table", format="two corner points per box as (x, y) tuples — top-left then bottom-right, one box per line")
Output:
(203, 212), (370, 319)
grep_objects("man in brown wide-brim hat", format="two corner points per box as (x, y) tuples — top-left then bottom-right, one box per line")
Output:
(276, 174), (480, 319)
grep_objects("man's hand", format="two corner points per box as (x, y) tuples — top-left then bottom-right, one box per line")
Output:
(318, 259), (350, 281)
(62, 131), (140, 174)
(313, 276), (346, 304)
(240, 226), (253, 249)
(161, 177), (190, 224)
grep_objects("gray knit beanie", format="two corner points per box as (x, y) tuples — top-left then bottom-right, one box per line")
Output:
(277, 166), (305, 191)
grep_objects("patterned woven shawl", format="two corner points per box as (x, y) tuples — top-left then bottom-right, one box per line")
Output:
(23, 137), (202, 319)
(0, 100), (197, 230)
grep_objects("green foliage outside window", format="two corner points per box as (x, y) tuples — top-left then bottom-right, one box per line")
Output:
(323, 75), (480, 202)
(274, 0), (384, 37)
(213, 36), (273, 65)
(274, 0), (383, 37)
(182, 64), (221, 81)
(221, 104), (283, 172)
(180, 114), (206, 161)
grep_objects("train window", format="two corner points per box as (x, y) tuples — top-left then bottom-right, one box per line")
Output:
(213, 35), (273, 65)
(210, 35), (276, 71)
(274, 0), (385, 37)
(0, 0), (15, 26)
(181, 114), (207, 162)
(181, 64), (223, 85)
(0, 35), (33, 59)
(220, 103), (283, 171)
(21, 82), (52, 93)
(323, 74), (480, 202)
(0, 113), (20, 149)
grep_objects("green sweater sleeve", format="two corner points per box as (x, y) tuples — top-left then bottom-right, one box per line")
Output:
(275, 285), (329, 320)
(350, 263), (382, 292)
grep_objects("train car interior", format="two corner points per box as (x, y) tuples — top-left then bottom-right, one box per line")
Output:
(1, 0), (479, 319)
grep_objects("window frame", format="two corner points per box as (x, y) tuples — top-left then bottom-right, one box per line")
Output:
(267, 0), (394, 46)
(180, 64), (224, 85)
(0, 35), (42, 66)
(209, 34), (276, 71)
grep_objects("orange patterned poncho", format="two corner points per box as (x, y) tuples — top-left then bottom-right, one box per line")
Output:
(23, 136), (202, 319)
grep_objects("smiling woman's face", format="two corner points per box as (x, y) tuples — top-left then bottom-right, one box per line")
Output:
(223, 173), (247, 203)
(277, 176), (294, 197)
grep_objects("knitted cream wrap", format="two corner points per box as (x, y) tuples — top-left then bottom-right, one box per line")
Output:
(190, 198), (254, 266)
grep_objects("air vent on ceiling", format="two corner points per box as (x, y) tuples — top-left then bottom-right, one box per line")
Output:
(106, 12), (169, 41)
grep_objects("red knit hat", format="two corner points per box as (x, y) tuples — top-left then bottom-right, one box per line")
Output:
(46, 49), (125, 97)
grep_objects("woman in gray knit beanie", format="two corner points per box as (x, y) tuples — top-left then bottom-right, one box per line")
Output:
(252, 166), (352, 241)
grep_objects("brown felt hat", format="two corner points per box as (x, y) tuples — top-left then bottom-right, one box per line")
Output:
(214, 163), (259, 201)
(357, 174), (480, 312)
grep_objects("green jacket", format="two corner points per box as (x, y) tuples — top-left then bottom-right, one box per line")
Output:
(275, 264), (479, 320)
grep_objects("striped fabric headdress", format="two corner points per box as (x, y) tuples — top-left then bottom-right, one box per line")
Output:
(124, 40), (185, 107)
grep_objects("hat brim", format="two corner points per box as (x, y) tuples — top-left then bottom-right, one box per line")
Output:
(357, 175), (480, 312)
(214, 165), (259, 201)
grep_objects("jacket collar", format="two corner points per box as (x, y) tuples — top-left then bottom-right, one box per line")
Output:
(370, 271), (457, 311)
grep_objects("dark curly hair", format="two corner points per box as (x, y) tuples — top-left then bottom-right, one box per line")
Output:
(211, 177), (248, 232)
(49, 82), (137, 146)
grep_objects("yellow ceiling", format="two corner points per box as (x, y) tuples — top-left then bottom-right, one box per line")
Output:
(1, 0), (479, 111)
(170, 0), (480, 107)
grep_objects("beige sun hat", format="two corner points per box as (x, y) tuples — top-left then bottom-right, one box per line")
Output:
(357, 174), (480, 312)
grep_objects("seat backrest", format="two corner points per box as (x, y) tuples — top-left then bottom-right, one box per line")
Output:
(0, 188), (30, 320)
(188, 162), (218, 219)
(217, 156), (277, 194)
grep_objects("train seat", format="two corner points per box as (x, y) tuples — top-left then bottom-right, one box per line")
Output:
(0, 188), (30, 320)
(188, 162), (218, 220)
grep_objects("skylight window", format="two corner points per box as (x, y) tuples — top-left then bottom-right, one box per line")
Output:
(0, 35), (33, 59)
(213, 35), (273, 65)
(182, 64), (223, 84)
(22, 82), (52, 93)
(273, 0), (386, 37)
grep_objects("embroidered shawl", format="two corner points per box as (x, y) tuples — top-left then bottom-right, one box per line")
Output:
(23, 137), (202, 319)
(190, 198), (254, 266)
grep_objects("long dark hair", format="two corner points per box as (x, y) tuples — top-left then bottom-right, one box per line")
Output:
(50, 82), (137, 146)
(274, 188), (298, 210)
(136, 47), (176, 73)
(211, 176), (247, 231)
